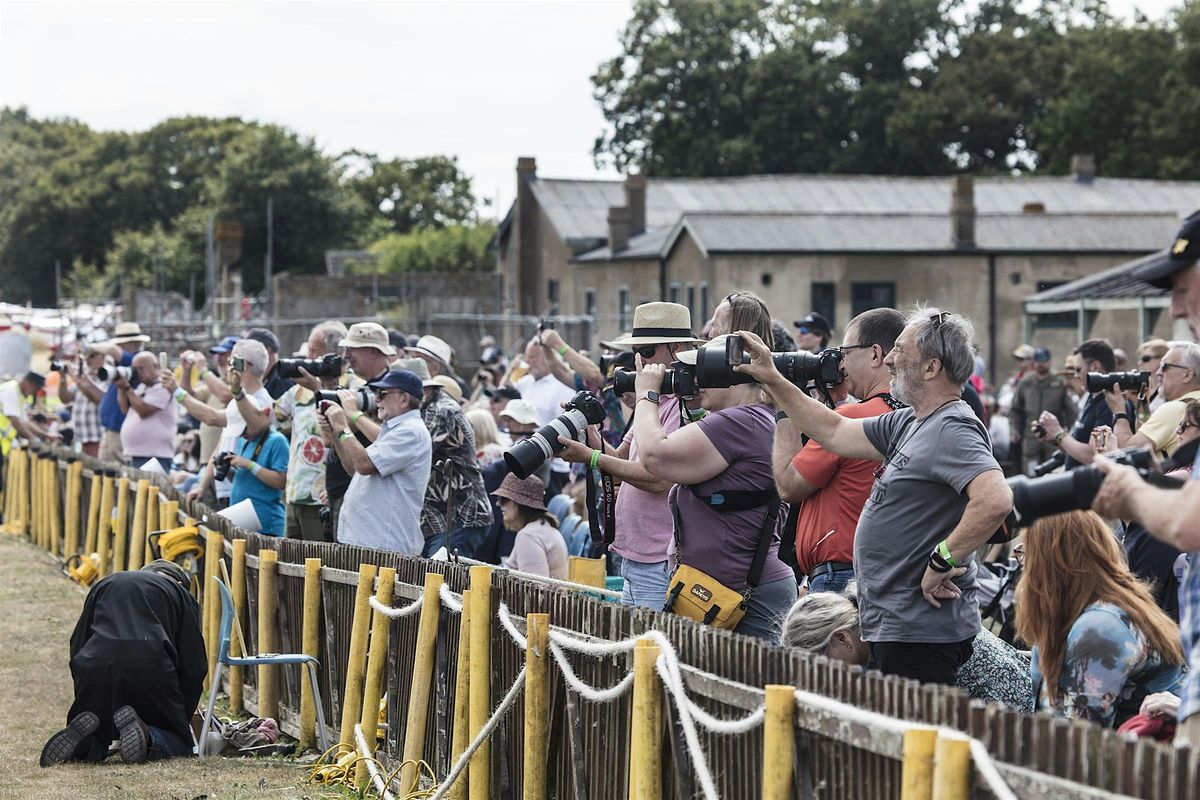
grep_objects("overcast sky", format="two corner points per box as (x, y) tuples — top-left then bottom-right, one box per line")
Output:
(0, 0), (1184, 219)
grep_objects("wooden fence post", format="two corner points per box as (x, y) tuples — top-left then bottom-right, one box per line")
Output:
(204, 531), (223, 688)
(339, 563), (378, 750)
(448, 588), (472, 800)
(932, 731), (970, 800)
(629, 639), (663, 800)
(298, 557), (322, 750)
(127, 479), (149, 571)
(96, 473), (114, 576)
(63, 460), (83, 558)
(256, 548), (280, 720)
(356, 566), (396, 789)
(228, 539), (247, 713)
(762, 685), (795, 800)
(399, 572), (444, 789)
(111, 477), (129, 572)
(47, 458), (62, 557)
(143, 489), (159, 565)
(524, 612), (550, 800)
(902, 727), (937, 800)
(468, 565), (493, 800)
(83, 466), (101, 554)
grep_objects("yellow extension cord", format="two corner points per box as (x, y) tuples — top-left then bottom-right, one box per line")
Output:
(306, 742), (437, 799)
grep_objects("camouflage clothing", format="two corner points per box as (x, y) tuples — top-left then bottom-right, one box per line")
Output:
(420, 390), (492, 537)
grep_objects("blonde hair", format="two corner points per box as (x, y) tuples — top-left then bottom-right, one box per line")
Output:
(1139, 338), (1169, 359)
(466, 408), (502, 450)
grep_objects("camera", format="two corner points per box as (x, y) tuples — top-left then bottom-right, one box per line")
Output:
(696, 335), (844, 390)
(611, 365), (697, 397)
(503, 390), (606, 480)
(316, 388), (378, 415)
(213, 451), (236, 482)
(1007, 446), (1184, 528)
(50, 361), (68, 373)
(1086, 370), (1149, 394)
(599, 350), (636, 378)
(96, 365), (134, 383)
(1031, 451), (1065, 477)
(277, 354), (343, 379)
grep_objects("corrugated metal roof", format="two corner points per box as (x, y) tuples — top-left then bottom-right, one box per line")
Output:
(1025, 251), (1168, 301)
(533, 174), (1200, 247)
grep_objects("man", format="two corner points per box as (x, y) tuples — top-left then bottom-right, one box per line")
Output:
(557, 302), (702, 608)
(0, 371), (52, 444)
(485, 385), (521, 433)
(245, 327), (294, 400)
(406, 334), (468, 394)
(536, 327), (627, 449)
(0, 314), (32, 381)
(92, 322), (150, 462)
(794, 312), (833, 354)
(117, 352), (178, 472)
(59, 349), (109, 457)
(737, 309), (1012, 684)
(1032, 339), (1129, 469)
(274, 321), (347, 541)
(1135, 209), (1200, 340)
(40, 561), (205, 766)
(171, 340), (274, 509)
(500, 399), (549, 486)
(514, 337), (578, 496)
(1106, 341), (1200, 459)
(775, 308), (905, 593)
(318, 369), (431, 554)
(1010, 346), (1077, 474)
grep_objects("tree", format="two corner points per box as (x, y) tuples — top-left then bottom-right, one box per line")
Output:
(364, 224), (497, 275)
(344, 152), (479, 235)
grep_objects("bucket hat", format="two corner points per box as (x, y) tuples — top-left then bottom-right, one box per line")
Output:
(491, 473), (547, 511)
(109, 322), (151, 345)
(391, 357), (435, 385)
(406, 335), (453, 369)
(608, 303), (702, 347)
(339, 322), (396, 356)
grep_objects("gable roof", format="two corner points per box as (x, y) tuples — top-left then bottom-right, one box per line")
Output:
(1025, 250), (1169, 302)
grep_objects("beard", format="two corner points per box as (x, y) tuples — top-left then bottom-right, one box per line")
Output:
(890, 362), (924, 406)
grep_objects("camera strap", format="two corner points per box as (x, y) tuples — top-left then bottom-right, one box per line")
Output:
(669, 485), (781, 594)
(586, 440), (616, 550)
(242, 425), (271, 463)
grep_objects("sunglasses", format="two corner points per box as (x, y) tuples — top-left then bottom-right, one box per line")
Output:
(1177, 421), (1197, 432)
(1140, 354), (1156, 363)
(373, 389), (393, 398)
(634, 344), (660, 359)
(1160, 362), (1190, 373)
(797, 326), (812, 335)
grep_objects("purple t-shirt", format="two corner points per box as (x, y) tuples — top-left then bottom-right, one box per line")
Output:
(611, 396), (682, 564)
(670, 403), (793, 589)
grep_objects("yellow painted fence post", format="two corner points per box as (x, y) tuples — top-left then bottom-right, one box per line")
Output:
(126, 479), (149, 571)
(902, 727), (938, 800)
(339, 564), (378, 750)
(298, 557), (322, 749)
(256, 547), (279, 720)
(356, 566), (396, 789)
(399, 572), (444, 790)
(523, 612), (550, 800)
(762, 685), (795, 800)
(96, 472), (114, 576)
(467, 565), (493, 800)
(63, 460), (83, 557)
(931, 731), (971, 800)
(448, 588), (472, 800)
(111, 477), (129, 572)
(629, 639), (663, 800)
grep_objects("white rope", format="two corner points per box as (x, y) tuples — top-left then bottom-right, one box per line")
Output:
(549, 642), (634, 703)
(497, 602), (527, 650)
(369, 593), (424, 619)
(354, 723), (396, 800)
(792, 687), (910, 737)
(970, 737), (1019, 800)
(652, 645), (720, 800)
(428, 667), (527, 800)
(548, 626), (639, 657)
(438, 582), (463, 613)
(455, 555), (623, 599)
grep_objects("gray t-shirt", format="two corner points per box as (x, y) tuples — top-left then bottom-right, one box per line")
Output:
(857, 401), (999, 644)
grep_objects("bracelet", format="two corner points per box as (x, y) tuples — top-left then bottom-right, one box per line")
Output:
(1053, 431), (1066, 446)
(557, 344), (570, 356)
(250, 462), (262, 477)
(232, 389), (245, 401)
(936, 540), (958, 568)
(1113, 413), (1130, 426)
(201, 369), (213, 380)
(173, 388), (188, 403)
(928, 550), (953, 573)
(350, 411), (364, 424)
(589, 449), (601, 470)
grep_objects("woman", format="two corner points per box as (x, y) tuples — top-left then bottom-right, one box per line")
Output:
(633, 334), (796, 643)
(493, 473), (568, 580)
(466, 408), (507, 467)
(1016, 510), (1184, 727)
(781, 586), (1034, 711)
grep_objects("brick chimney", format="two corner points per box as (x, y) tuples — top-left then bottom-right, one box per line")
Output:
(951, 175), (975, 250)
(624, 173), (647, 236)
(1070, 153), (1096, 183)
(608, 206), (632, 253)
(516, 156), (539, 315)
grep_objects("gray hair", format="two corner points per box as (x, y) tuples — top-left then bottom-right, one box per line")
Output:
(231, 338), (269, 377)
(1166, 341), (1200, 376)
(905, 305), (978, 385)
(780, 590), (859, 654)
(310, 320), (348, 355)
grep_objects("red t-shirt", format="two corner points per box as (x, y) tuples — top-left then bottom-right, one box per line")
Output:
(791, 395), (899, 576)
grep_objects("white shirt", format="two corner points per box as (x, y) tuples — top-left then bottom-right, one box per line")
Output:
(514, 373), (577, 474)
(215, 387), (273, 499)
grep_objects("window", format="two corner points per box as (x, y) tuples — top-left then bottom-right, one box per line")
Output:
(668, 281), (681, 304)
(687, 284), (696, 320)
(547, 279), (560, 315)
(851, 282), (896, 317)
(584, 288), (596, 319)
(1035, 281), (1079, 329)
(699, 283), (709, 326)
(811, 282), (836, 329)
(618, 287), (630, 331)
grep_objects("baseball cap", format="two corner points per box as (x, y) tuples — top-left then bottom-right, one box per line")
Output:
(245, 327), (281, 353)
(1135, 210), (1200, 289)
(794, 312), (832, 337)
(339, 322), (396, 356)
(22, 371), (46, 389)
(367, 369), (423, 402)
(484, 386), (521, 401)
(499, 399), (539, 426)
(210, 335), (240, 354)
(1033, 347), (1052, 363)
(1012, 344), (1035, 360)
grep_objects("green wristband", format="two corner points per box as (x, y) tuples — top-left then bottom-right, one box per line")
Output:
(589, 449), (601, 470)
(173, 388), (188, 403)
(350, 411), (364, 424)
(250, 462), (262, 477)
(557, 344), (570, 356)
(936, 540), (958, 569)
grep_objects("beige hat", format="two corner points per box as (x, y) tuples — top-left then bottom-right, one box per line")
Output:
(431, 375), (463, 402)
(391, 357), (433, 384)
(676, 334), (732, 365)
(109, 322), (151, 345)
(406, 334), (452, 368)
(598, 332), (631, 351)
(609, 302), (702, 347)
(1012, 344), (1035, 360)
(340, 322), (396, 355)
(499, 398), (538, 426)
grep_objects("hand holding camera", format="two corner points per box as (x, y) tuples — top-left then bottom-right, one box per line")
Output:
(1034, 411), (1061, 443)
(336, 388), (360, 415)
(319, 399), (347, 431)
(634, 355), (667, 396)
(539, 328), (565, 353)
(227, 366), (243, 395)
(161, 370), (179, 395)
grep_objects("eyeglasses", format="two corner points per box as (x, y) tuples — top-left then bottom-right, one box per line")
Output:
(1160, 362), (1190, 373)
(926, 312), (951, 361)
(1177, 420), (1196, 433)
(797, 326), (812, 335)
(373, 389), (392, 399)
(837, 343), (876, 355)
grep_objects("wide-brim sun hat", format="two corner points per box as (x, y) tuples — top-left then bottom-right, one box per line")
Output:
(598, 332), (632, 351)
(339, 322), (397, 356)
(391, 356), (435, 385)
(431, 375), (463, 402)
(405, 334), (453, 369)
(608, 303), (702, 347)
(108, 322), (151, 345)
(491, 472), (547, 511)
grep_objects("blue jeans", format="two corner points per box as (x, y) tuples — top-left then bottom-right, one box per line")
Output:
(807, 569), (854, 595)
(619, 557), (670, 610)
(734, 576), (799, 644)
(146, 724), (193, 760)
(423, 525), (489, 560)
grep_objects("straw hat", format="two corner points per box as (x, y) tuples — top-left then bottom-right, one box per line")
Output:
(598, 332), (631, 351)
(406, 335), (453, 369)
(339, 322), (396, 355)
(431, 375), (463, 402)
(608, 303), (702, 346)
(108, 322), (151, 345)
(491, 473), (547, 511)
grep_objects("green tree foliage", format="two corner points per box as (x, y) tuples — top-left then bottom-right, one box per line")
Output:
(344, 152), (480, 235)
(363, 224), (497, 276)
(593, 0), (1200, 178)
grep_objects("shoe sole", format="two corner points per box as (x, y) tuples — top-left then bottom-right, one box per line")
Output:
(40, 711), (100, 767)
(114, 705), (148, 764)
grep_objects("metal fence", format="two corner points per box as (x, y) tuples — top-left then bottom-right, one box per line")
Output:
(10, 441), (1200, 800)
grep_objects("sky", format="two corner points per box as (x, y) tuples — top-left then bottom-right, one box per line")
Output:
(0, 0), (1186, 219)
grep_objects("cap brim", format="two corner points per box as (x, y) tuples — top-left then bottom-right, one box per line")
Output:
(110, 335), (151, 344)
(340, 337), (397, 355)
(607, 334), (704, 346)
(1134, 249), (1197, 290)
(404, 346), (451, 367)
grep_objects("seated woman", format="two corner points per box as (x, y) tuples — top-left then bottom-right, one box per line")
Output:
(781, 584), (1034, 711)
(494, 473), (568, 580)
(632, 334), (796, 644)
(1016, 510), (1185, 727)
(466, 407), (507, 467)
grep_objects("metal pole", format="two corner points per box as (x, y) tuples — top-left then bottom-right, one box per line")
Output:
(265, 196), (274, 317)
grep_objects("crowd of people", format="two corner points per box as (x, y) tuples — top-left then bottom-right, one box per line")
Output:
(13, 211), (1200, 760)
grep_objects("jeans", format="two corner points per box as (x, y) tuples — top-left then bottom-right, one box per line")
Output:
(807, 569), (853, 595)
(734, 576), (799, 644)
(146, 724), (193, 761)
(423, 525), (489, 559)
(619, 557), (670, 610)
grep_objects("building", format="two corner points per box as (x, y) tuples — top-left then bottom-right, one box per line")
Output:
(495, 156), (1198, 382)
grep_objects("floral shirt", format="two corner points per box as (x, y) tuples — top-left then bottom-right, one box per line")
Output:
(274, 386), (325, 505)
(1031, 601), (1184, 727)
(955, 629), (1034, 713)
(420, 390), (492, 536)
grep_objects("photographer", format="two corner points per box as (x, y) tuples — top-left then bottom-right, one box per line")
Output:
(244, 327), (293, 400)
(537, 327), (628, 449)
(116, 352), (177, 472)
(632, 336), (796, 643)
(775, 308), (905, 593)
(91, 322), (150, 462)
(318, 369), (431, 554)
(1010, 347), (1077, 475)
(1106, 342), (1200, 458)
(226, 391), (289, 537)
(1033, 339), (1131, 469)
(59, 349), (108, 458)
(734, 309), (1012, 684)
(514, 337), (578, 496)
(0, 371), (50, 445)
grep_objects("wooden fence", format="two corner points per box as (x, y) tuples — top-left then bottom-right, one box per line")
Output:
(6, 441), (1200, 799)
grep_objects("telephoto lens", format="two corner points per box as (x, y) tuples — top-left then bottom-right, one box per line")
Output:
(96, 365), (134, 383)
(694, 335), (844, 389)
(503, 391), (607, 479)
(610, 365), (696, 397)
(276, 353), (343, 379)
(1085, 370), (1149, 394)
(315, 388), (378, 415)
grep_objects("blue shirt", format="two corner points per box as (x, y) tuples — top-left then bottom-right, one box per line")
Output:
(97, 350), (137, 432)
(229, 429), (290, 537)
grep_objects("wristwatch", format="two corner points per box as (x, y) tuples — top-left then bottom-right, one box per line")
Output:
(1112, 413), (1130, 426)
(639, 391), (661, 405)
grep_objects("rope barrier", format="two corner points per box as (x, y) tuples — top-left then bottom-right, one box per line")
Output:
(369, 593), (424, 619)
(455, 554), (623, 599)
(497, 602), (527, 650)
(970, 738), (1019, 800)
(549, 642), (634, 703)
(438, 582), (463, 612)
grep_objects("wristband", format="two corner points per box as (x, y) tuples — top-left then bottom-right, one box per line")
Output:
(928, 550), (953, 573)
(589, 449), (601, 470)
(557, 344), (570, 356)
(1053, 430), (1066, 446)
(350, 411), (365, 425)
(775, 409), (789, 422)
(173, 388), (188, 403)
(250, 462), (262, 477)
(936, 539), (958, 568)
(1113, 413), (1130, 426)
(201, 369), (214, 380)
(232, 389), (245, 401)
(338, 430), (355, 442)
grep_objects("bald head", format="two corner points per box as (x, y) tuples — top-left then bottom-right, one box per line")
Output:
(131, 351), (160, 384)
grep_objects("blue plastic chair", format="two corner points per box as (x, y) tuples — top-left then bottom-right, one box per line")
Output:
(199, 577), (332, 756)
(557, 513), (582, 549)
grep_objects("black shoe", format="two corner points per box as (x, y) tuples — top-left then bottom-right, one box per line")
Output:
(39, 712), (100, 767)
(114, 705), (149, 764)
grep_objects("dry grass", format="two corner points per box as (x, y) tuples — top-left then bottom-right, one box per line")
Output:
(0, 534), (348, 800)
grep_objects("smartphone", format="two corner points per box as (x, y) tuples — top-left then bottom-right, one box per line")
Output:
(158, 351), (168, 371)
(318, 400), (333, 414)
(232, 356), (245, 372)
(725, 334), (747, 367)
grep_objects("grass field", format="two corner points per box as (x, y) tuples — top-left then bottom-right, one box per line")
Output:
(0, 534), (343, 800)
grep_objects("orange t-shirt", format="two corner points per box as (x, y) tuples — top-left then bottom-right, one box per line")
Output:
(791, 395), (899, 576)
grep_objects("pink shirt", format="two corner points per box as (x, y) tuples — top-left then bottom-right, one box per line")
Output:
(507, 518), (568, 580)
(119, 381), (176, 458)
(611, 396), (681, 564)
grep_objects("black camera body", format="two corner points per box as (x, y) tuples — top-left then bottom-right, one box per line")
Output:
(277, 353), (343, 379)
(316, 388), (378, 415)
(1086, 370), (1149, 394)
(503, 390), (607, 480)
(599, 350), (636, 379)
(49, 361), (68, 373)
(610, 363), (698, 398)
(213, 451), (236, 482)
